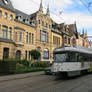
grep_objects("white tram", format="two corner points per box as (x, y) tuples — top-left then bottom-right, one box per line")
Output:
(53, 47), (92, 77)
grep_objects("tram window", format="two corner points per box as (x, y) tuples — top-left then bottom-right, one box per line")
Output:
(90, 56), (92, 61)
(54, 53), (69, 62)
(79, 53), (84, 62)
(79, 53), (90, 62)
(85, 55), (90, 61)
(90, 55), (92, 61)
(69, 52), (77, 62)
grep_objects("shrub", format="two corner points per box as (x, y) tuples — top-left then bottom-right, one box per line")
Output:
(29, 49), (41, 61)
(2, 58), (17, 62)
(17, 59), (29, 67)
(31, 61), (50, 67)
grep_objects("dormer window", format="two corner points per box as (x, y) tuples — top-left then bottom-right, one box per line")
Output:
(18, 16), (22, 21)
(26, 19), (29, 21)
(19, 16), (21, 20)
(25, 18), (29, 24)
(3, 0), (9, 4)
(31, 20), (35, 26)
(23, 19), (25, 22)
(16, 16), (18, 19)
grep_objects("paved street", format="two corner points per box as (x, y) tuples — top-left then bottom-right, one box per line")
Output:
(0, 72), (92, 92)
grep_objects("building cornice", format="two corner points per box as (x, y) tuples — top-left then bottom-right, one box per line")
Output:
(14, 19), (36, 29)
(14, 26), (25, 31)
(51, 30), (61, 35)
(0, 38), (15, 45)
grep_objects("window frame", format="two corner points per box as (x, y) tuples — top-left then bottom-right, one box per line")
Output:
(4, 12), (8, 19)
(10, 14), (13, 21)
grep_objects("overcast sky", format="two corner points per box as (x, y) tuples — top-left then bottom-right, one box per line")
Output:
(11, 0), (92, 39)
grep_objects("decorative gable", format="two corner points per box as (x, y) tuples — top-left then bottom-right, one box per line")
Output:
(0, 0), (15, 12)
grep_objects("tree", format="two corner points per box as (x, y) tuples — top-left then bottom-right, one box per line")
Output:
(29, 49), (41, 61)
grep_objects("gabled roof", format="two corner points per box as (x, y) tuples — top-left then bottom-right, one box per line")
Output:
(15, 9), (30, 20)
(15, 9), (36, 27)
(68, 24), (78, 38)
(0, 0), (15, 12)
(30, 11), (38, 19)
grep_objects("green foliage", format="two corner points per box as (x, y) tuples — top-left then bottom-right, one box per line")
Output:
(0, 59), (17, 74)
(31, 61), (50, 67)
(2, 58), (17, 62)
(30, 49), (41, 60)
(17, 59), (29, 67)
(16, 67), (45, 74)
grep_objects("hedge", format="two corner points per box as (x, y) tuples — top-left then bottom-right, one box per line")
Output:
(17, 59), (29, 67)
(16, 67), (45, 74)
(0, 59), (17, 74)
(31, 61), (50, 67)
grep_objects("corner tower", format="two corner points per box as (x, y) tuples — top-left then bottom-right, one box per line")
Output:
(39, 0), (43, 13)
(46, 4), (50, 16)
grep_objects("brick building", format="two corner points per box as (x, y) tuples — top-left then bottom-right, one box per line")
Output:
(76, 30), (88, 48)
(0, 0), (79, 62)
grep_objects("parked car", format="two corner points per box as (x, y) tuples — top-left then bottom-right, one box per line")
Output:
(44, 66), (55, 75)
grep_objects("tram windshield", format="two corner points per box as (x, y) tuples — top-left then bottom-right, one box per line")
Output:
(54, 52), (77, 62)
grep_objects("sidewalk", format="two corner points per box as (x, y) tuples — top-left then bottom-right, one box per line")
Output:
(0, 71), (44, 82)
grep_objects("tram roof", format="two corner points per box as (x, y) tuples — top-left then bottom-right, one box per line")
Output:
(53, 46), (92, 54)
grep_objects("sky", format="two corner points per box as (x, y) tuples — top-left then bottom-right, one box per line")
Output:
(10, 0), (92, 40)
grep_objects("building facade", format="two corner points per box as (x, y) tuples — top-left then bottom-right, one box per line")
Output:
(76, 30), (88, 48)
(88, 40), (92, 48)
(0, 0), (79, 62)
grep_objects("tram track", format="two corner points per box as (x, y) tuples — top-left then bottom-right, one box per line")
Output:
(0, 72), (92, 92)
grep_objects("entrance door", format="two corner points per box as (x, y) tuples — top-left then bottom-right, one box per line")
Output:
(3, 48), (9, 59)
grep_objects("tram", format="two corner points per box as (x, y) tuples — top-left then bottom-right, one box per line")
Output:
(53, 46), (92, 78)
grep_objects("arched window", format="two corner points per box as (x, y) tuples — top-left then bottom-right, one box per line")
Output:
(10, 14), (13, 21)
(64, 37), (67, 44)
(3, 48), (9, 59)
(4, 12), (8, 19)
(16, 50), (21, 59)
(43, 49), (49, 59)
(37, 47), (41, 61)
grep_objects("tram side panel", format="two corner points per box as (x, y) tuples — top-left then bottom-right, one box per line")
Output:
(90, 62), (92, 72)
(53, 62), (91, 77)
(53, 62), (82, 77)
(81, 62), (90, 70)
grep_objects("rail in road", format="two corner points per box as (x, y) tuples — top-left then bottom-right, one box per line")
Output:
(0, 73), (92, 92)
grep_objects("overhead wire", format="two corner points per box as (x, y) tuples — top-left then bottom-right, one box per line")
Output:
(79, 0), (92, 15)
